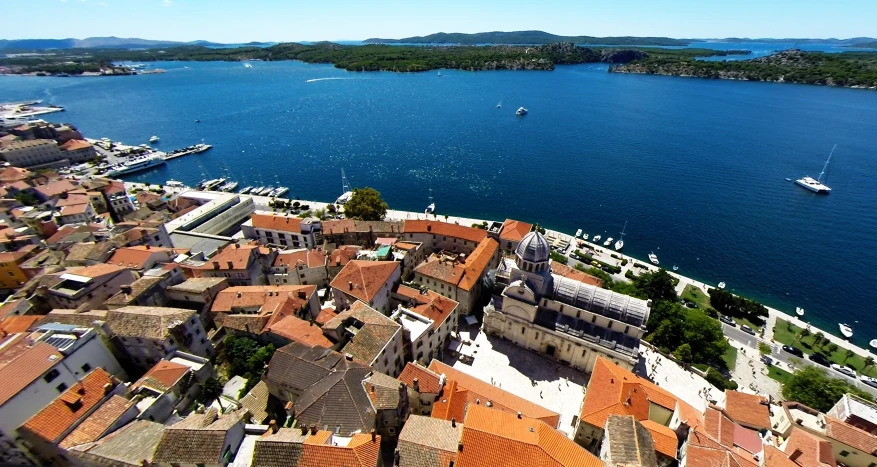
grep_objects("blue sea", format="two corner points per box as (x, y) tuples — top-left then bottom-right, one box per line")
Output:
(2, 55), (877, 343)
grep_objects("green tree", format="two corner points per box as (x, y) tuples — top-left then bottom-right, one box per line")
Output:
(799, 328), (811, 342)
(674, 343), (693, 363)
(633, 269), (678, 303)
(343, 187), (388, 221)
(814, 332), (825, 349)
(199, 377), (223, 404)
(826, 343), (839, 355)
(549, 251), (569, 265)
(783, 366), (873, 412)
(865, 356), (875, 370)
(845, 349), (855, 364)
(758, 342), (772, 356)
(682, 309), (730, 364)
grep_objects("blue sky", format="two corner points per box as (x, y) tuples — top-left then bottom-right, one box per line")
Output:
(4, 0), (875, 42)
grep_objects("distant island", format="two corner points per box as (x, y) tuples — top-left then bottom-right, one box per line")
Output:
(850, 42), (877, 49)
(705, 37), (877, 46)
(610, 49), (877, 89)
(364, 30), (691, 46)
(0, 42), (747, 75)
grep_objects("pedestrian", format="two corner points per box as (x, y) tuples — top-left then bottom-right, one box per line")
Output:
(540, 391), (543, 398)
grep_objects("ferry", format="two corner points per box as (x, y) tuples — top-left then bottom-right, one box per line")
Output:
(575, 229), (582, 238)
(648, 251), (659, 265)
(239, 186), (253, 194)
(603, 237), (613, 247)
(516, 107), (528, 116)
(839, 323), (854, 339)
(795, 145), (835, 194)
(104, 154), (165, 177)
(193, 143), (212, 153)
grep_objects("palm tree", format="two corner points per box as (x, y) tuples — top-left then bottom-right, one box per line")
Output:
(798, 328), (811, 343)
(827, 343), (839, 355)
(845, 349), (855, 364)
(814, 332), (825, 349)
(865, 356), (875, 371)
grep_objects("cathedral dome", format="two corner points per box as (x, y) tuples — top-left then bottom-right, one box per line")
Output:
(515, 231), (550, 263)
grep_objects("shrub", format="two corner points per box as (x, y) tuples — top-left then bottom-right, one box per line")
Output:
(706, 367), (738, 390)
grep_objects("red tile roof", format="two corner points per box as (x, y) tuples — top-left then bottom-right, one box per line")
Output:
(61, 139), (93, 151)
(34, 180), (78, 198)
(785, 428), (837, 467)
(330, 260), (399, 303)
(65, 263), (128, 279)
(723, 390), (770, 430)
(265, 315), (334, 348)
(456, 404), (602, 467)
(0, 341), (64, 406)
(315, 307), (338, 326)
(298, 431), (381, 467)
(211, 285), (316, 314)
(693, 409), (760, 467)
(499, 219), (533, 242)
(0, 315), (41, 334)
(395, 285), (458, 331)
(187, 243), (260, 271)
(403, 220), (487, 244)
(59, 394), (134, 449)
(251, 213), (302, 233)
(133, 360), (190, 392)
(414, 238), (497, 292)
(428, 360), (560, 428)
(328, 245), (360, 268)
(107, 246), (175, 269)
(640, 419), (679, 458)
(274, 249), (327, 269)
(21, 368), (115, 443)
(550, 262), (604, 287)
(399, 362), (443, 394)
(0, 166), (31, 182)
(823, 415), (877, 454)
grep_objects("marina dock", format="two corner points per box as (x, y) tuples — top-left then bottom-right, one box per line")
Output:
(0, 101), (65, 119)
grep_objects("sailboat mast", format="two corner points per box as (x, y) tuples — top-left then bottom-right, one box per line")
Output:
(620, 220), (627, 239)
(341, 169), (351, 193)
(818, 144), (836, 183)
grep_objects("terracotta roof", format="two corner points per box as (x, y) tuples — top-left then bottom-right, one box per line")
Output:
(315, 307), (338, 326)
(428, 360), (560, 428)
(265, 315), (334, 348)
(105, 306), (196, 340)
(395, 285), (458, 331)
(329, 245), (361, 268)
(330, 260), (399, 303)
(724, 390), (770, 430)
(132, 360), (190, 392)
(823, 415), (877, 454)
(399, 362), (443, 394)
(403, 220), (487, 244)
(107, 246), (174, 269)
(34, 179), (78, 198)
(785, 428), (837, 467)
(240, 380), (271, 424)
(686, 443), (751, 467)
(60, 139), (93, 151)
(0, 341), (64, 406)
(211, 285), (316, 313)
(603, 415), (660, 466)
(65, 263), (128, 279)
(550, 262), (604, 287)
(457, 404), (601, 467)
(459, 238), (498, 291)
(397, 415), (463, 467)
(0, 315), (41, 334)
(56, 193), (91, 207)
(325, 301), (401, 366)
(692, 410), (760, 467)
(251, 428), (308, 467)
(21, 368), (116, 444)
(580, 357), (695, 430)
(186, 243), (259, 270)
(152, 408), (247, 464)
(0, 247), (33, 263)
(0, 166), (31, 182)
(274, 248), (327, 268)
(59, 395), (135, 449)
(499, 219), (533, 242)
(640, 419), (679, 458)
(363, 371), (404, 410)
(252, 212), (303, 233)
(765, 445), (801, 467)
(298, 431), (381, 467)
(66, 419), (165, 467)
(321, 219), (356, 235)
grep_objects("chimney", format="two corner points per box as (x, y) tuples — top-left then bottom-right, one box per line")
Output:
(145, 244), (150, 249)
(370, 429), (376, 442)
(237, 292), (242, 298)
(345, 353), (353, 361)
(227, 261), (234, 269)
(269, 420), (278, 434)
(298, 291), (306, 299)
(120, 285), (133, 295)
(517, 412), (522, 419)
(300, 425), (308, 435)
(140, 460), (151, 467)
(103, 383), (113, 394)
(457, 442), (463, 452)
(213, 261), (220, 269)
(476, 398), (480, 405)
(413, 378), (420, 392)
(394, 449), (401, 466)
(310, 424), (317, 435)
(486, 400), (492, 407)
(348, 281), (353, 290)
(789, 449), (803, 463)
(451, 418), (456, 427)
(234, 243), (240, 249)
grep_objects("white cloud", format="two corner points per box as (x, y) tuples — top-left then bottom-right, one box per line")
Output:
(163, 0), (172, 5)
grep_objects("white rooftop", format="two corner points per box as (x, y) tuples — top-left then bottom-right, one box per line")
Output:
(395, 307), (432, 342)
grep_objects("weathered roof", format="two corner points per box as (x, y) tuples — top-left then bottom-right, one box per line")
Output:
(363, 371), (403, 410)
(104, 276), (164, 306)
(66, 420), (165, 467)
(240, 380), (271, 424)
(274, 248), (327, 268)
(640, 419), (679, 459)
(724, 390), (770, 430)
(399, 362), (443, 394)
(456, 404), (602, 467)
(785, 427), (837, 467)
(325, 301), (401, 366)
(106, 246), (175, 269)
(59, 395), (135, 449)
(298, 431), (381, 467)
(167, 277), (228, 293)
(403, 220), (487, 244)
(251, 212), (302, 233)
(0, 341), (64, 406)
(265, 315), (334, 348)
(152, 408), (247, 464)
(397, 415), (463, 467)
(604, 415), (659, 467)
(251, 428), (308, 467)
(132, 360), (190, 392)
(499, 219), (533, 242)
(105, 306), (195, 339)
(823, 415), (877, 454)
(330, 260), (399, 303)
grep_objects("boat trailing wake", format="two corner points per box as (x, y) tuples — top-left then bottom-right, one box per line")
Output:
(306, 77), (354, 83)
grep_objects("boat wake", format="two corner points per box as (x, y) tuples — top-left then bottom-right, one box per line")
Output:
(306, 77), (354, 83)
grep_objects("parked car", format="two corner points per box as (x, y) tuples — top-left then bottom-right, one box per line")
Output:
(719, 315), (735, 326)
(782, 345), (804, 358)
(741, 325), (756, 335)
(831, 364), (857, 378)
(809, 353), (830, 367)
(861, 375), (877, 389)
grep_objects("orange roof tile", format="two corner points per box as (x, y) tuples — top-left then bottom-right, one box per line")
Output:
(499, 219), (532, 242)
(641, 419), (679, 458)
(399, 362), (443, 394)
(315, 307), (338, 326)
(188, 243), (260, 271)
(458, 238), (497, 291)
(34, 180), (78, 198)
(403, 220), (487, 244)
(59, 395), (134, 448)
(251, 213), (302, 233)
(724, 390), (770, 430)
(21, 368), (115, 443)
(0, 166), (31, 182)
(328, 245), (360, 268)
(823, 415), (877, 454)
(107, 246), (174, 269)
(265, 315), (334, 348)
(211, 285), (316, 314)
(396, 285), (458, 331)
(0, 315), (41, 334)
(765, 445), (801, 467)
(0, 341), (64, 406)
(550, 262), (604, 287)
(299, 431), (381, 467)
(428, 360), (560, 428)
(456, 404), (601, 467)
(65, 263), (128, 279)
(785, 428), (837, 467)
(274, 249), (327, 268)
(330, 260), (399, 303)
(686, 443), (750, 467)
(61, 139), (93, 151)
(133, 360), (190, 392)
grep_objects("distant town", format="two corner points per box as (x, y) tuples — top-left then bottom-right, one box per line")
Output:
(1, 111), (876, 467)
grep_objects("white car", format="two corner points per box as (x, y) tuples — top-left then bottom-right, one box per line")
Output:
(831, 364), (857, 378)
(861, 375), (877, 389)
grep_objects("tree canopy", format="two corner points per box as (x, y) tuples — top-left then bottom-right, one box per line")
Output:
(646, 301), (730, 366)
(783, 366), (873, 412)
(708, 288), (768, 326)
(343, 187), (388, 221)
(632, 269), (678, 303)
(222, 335), (275, 396)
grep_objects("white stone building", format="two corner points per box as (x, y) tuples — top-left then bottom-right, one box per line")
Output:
(105, 306), (214, 369)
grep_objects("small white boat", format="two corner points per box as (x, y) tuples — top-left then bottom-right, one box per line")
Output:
(582, 233), (589, 240)
(603, 237), (613, 247)
(437, 71), (442, 76)
(516, 107), (528, 116)
(149, 135), (159, 143)
(497, 104), (501, 108)
(244, 62), (253, 68)
(425, 187), (435, 214)
(796, 307), (805, 317)
(718, 282), (726, 289)
(672, 265), (678, 271)
(648, 252), (659, 265)
(166, 180), (185, 188)
(839, 323), (853, 338)
(592, 235), (602, 243)
(870, 339), (877, 349)
(575, 229), (582, 237)
(615, 221), (627, 251)
(795, 145), (835, 194)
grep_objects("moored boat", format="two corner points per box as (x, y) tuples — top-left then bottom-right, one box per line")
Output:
(239, 186), (253, 194)
(575, 229), (582, 238)
(582, 233), (589, 240)
(795, 145), (835, 194)
(718, 282), (726, 289)
(592, 235), (602, 243)
(104, 154), (165, 177)
(796, 307), (805, 317)
(603, 237), (613, 247)
(839, 323), (853, 338)
(615, 221), (627, 251)
(516, 107), (528, 116)
(648, 251), (659, 265)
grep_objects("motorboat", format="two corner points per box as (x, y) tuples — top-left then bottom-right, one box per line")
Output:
(795, 145), (835, 194)
(239, 186), (253, 194)
(149, 135), (160, 143)
(718, 282), (726, 289)
(582, 233), (589, 240)
(516, 107), (528, 116)
(193, 143), (212, 153)
(615, 221), (627, 251)
(603, 237), (613, 247)
(592, 235), (601, 243)
(575, 229), (582, 238)
(425, 187), (435, 214)
(839, 323), (853, 338)
(672, 265), (678, 271)
(220, 181), (239, 192)
(251, 186), (264, 195)
(796, 307), (805, 317)
(166, 180), (185, 188)
(244, 62), (253, 68)
(870, 339), (877, 349)
(272, 187), (289, 197)
(104, 154), (165, 177)
(648, 252), (659, 265)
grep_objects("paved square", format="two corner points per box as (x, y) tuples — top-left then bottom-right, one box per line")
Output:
(442, 323), (589, 435)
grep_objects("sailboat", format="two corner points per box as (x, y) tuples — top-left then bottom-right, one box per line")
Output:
(795, 145), (835, 194)
(614, 221), (627, 251)
(336, 169), (353, 205)
(425, 186), (435, 214)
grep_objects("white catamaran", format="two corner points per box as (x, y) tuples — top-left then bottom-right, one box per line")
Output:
(795, 145), (835, 194)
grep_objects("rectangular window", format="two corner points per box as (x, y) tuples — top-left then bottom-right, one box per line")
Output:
(44, 369), (60, 383)
(522, 327), (525, 334)
(840, 451), (850, 458)
(81, 363), (92, 373)
(56, 383), (68, 392)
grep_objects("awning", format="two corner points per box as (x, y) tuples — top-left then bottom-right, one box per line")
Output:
(464, 315), (478, 326)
